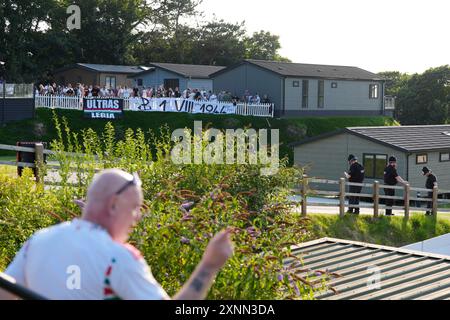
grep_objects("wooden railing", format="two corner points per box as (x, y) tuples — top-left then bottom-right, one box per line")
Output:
(0, 143), (100, 185)
(296, 175), (450, 220)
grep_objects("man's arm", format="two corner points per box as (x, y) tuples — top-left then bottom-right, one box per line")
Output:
(173, 229), (233, 300)
(0, 287), (19, 300)
(396, 176), (407, 184)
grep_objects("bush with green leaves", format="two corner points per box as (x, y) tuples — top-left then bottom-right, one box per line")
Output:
(0, 114), (322, 299)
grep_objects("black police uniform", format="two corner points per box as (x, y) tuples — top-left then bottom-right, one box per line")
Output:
(348, 162), (365, 213)
(425, 173), (437, 213)
(383, 164), (398, 215)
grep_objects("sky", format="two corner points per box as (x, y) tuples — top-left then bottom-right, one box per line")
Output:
(199, 0), (449, 74)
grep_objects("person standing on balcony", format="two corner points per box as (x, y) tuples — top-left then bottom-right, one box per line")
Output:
(344, 155), (365, 214)
(383, 156), (407, 216)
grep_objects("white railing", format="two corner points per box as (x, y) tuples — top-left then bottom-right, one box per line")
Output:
(35, 94), (82, 110)
(34, 94), (274, 117)
(235, 102), (273, 117)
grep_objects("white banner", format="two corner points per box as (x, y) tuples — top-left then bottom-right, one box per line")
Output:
(129, 97), (237, 115)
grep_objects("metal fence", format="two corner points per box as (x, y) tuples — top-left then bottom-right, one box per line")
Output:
(0, 83), (34, 98)
(34, 94), (274, 117)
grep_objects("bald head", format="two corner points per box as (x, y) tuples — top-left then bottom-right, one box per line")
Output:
(86, 169), (134, 204)
(83, 169), (143, 243)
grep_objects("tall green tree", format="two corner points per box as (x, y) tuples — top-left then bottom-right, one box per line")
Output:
(191, 19), (247, 66)
(244, 31), (290, 62)
(51, 0), (152, 65)
(0, 0), (58, 82)
(395, 65), (450, 125)
(377, 71), (410, 97)
(149, 0), (202, 63)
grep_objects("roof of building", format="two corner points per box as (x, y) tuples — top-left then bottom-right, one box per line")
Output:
(54, 63), (151, 74)
(130, 62), (226, 79)
(211, 59), (384, 81)
(288, 237), (450, 300)
(290, 125), (450, 153)
(403, 233), (450, 256)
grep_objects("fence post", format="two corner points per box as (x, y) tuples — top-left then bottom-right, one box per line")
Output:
(339, 178), (346, 217)
(404, 183), (410, 221)
(301, 174), (308, 217)
(432, 186), (438, 216)
(34, 143), (44, 184)
(373, 181), (380, 218)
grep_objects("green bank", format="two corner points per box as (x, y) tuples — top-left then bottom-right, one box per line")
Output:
(0, 108), (398, 162)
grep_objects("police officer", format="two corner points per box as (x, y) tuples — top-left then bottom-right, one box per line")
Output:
(422, 167), (438, 216)
(383, 156), (407, 216)
(344, 155), (365, 214)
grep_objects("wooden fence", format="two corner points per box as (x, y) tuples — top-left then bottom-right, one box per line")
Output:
(0, 143), (100, 185)
(296, 175), (450, 220)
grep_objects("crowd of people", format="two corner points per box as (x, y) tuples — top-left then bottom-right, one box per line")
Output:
(35, 83), (271, 104)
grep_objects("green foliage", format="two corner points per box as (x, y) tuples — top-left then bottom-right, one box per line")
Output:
(0, 169), (73, 270)
(0, 117), (322, 299)
(377, 71), (411, 97)
(394, 65), (450, 125)
(307, 214), (450, 247)
(287, 116), (399, 137)
(244, 31), (290, 62)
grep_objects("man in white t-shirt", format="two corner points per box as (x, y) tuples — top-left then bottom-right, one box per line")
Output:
(2, 169), (233, 300)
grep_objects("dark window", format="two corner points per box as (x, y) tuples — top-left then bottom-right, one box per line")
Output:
(105, 76), (116, 89)
(363, 154), (388, 179)
(164, 79), (179, 90)
(416, 154), (428, 164)
(302, 80), (308, 108)
(318, 80), (324, 108)
(369, 84), (379, 99)
(331, 82), (338, 88)
(293, 80), (299, 87)
(440, 152), (450, 162)
(137, 79), (143, 86)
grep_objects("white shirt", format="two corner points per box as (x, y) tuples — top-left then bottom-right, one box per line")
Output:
(5, 219), (169, 300)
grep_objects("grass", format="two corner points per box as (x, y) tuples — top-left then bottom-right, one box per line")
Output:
(0, 108), (398, 163)
(306, 213), (450, 247)
(0, 156), (15, 161)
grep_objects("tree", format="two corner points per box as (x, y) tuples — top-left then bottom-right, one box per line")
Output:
(395, 65), (450, 125)
(191, 19), (247, 66)
(51, 0), (152, 65)
(244, 31), (290, 62)
(377, 71), (410, 97)
(149, 0), (203, 63)
(0, 0), (58, 82)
